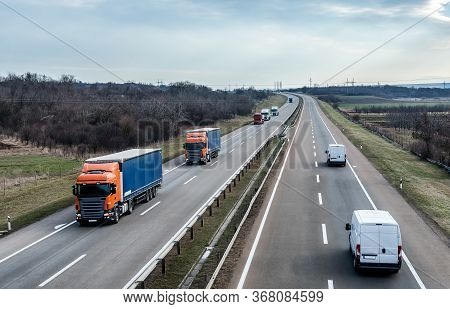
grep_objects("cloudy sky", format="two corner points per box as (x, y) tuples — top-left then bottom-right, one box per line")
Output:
(0, 0), (449, 88)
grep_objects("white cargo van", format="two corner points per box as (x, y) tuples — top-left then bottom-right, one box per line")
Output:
(325, 144), (346, 166)
(270, 106), (279, 116)
(345, 210), (402, 272)
(261, 109), (271, 121)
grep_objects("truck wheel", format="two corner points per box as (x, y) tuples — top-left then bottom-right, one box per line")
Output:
(327, 159), (330, 166)
(206, 153), (211, 162)
(79, 220), (88, 227)
(151, 187), (156, 198)
(112, 207), (120, 224)
(145, 190), (150, 202)
(126, 200), (134, 215)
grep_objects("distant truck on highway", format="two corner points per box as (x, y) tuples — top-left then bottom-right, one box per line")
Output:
(261, 109), (271, 121)
(271, 106), (279, 116)
(288, 98), (293, 103)
(184, 128), (221, 165)
(253, 113), (264, 125)
(73, 149), (162, 226)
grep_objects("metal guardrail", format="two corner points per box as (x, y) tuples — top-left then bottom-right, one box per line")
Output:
(124, 97), (299, 289)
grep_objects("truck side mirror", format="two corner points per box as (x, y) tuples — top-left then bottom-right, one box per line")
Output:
(345, 223), (351, 231)
(110, 184), (116, 194)
(72, 185), (78, 196)
(325, 150), (329, 154)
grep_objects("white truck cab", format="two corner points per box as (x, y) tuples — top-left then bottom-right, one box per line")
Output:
(261, 109), (271, 121)
(325, 144), (346, 166)
(270, 106), (279, 116)
(345, 210), (402, 273)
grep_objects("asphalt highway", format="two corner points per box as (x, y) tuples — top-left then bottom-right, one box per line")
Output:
(0, 95), (299, 288)
(233, 94), (449, 289)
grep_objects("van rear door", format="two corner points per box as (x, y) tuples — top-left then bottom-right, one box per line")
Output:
(360, 225), (380, 264)
(379, 225), (399, 264)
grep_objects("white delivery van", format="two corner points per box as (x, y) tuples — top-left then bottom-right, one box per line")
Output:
(325, 144), (346, 166)
(345, 210), (402, 273)
(270, 106), (279, 116)
(261, 109), (271, 121)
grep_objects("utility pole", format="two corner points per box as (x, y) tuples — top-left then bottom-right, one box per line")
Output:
(309, 78), (312, 88)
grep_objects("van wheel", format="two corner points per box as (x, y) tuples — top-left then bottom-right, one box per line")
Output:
(327, 159), (330, 166)
(353, 256), (360, 272)
(349, 235), (353, 254)
(112, 207), (120, 224)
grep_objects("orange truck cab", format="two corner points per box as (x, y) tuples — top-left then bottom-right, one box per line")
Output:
(73, 149), (162, 226)
(253, 113), (264, 125)
(184, 128), (221, 165)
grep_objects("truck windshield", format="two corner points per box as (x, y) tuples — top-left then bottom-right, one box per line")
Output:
(78, 184), (110, 197)
(185, 142), (206, 150)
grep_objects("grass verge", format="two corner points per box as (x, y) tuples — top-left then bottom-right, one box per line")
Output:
(318, 100), (450, 236)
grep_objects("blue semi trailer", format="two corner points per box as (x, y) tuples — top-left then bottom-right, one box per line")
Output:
(73, 148), (162, 225)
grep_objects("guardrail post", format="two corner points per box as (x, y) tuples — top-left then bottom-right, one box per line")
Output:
(237, 173), (241, 182)
(7, 216), (11, 231)
(223, 190), (226, 199)
(190, 227), (194, 240)
(216, 198), (220, 208)
(200, 216), (204, 227)
(209, 205), (213, 216)
(176, 241), (181, 255)
(233, 178), (236, 187)
(228, 184), (231, 192)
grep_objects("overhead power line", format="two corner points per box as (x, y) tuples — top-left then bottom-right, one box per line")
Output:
(320, 2), (450, 86)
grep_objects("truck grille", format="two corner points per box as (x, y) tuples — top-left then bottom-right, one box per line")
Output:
(79, 197), (105, 220)
(187, 150), (201, 161)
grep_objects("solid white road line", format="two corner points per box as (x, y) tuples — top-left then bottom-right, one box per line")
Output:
(313, 145), (315, 150)
(315, 161), (318, 168)
(318, 193), (323, 205)
(328, 280), (334, 289)
(314, 151), (316, 157)
(237, 99), (304, 289)
(229, 148), (235, 153)
(54, 224), (66, 230)
(38, 254), (86, 287)
(313, 140), (315, 144)
(210, 161), (218, 167)
(322, 224), (328, 245)
(316, 175), (320, 183)
(140, 201), (161, 216)
(0, 221), (77, 265)
(313, 98), (426, 289)
(184, 176), (197, 185)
